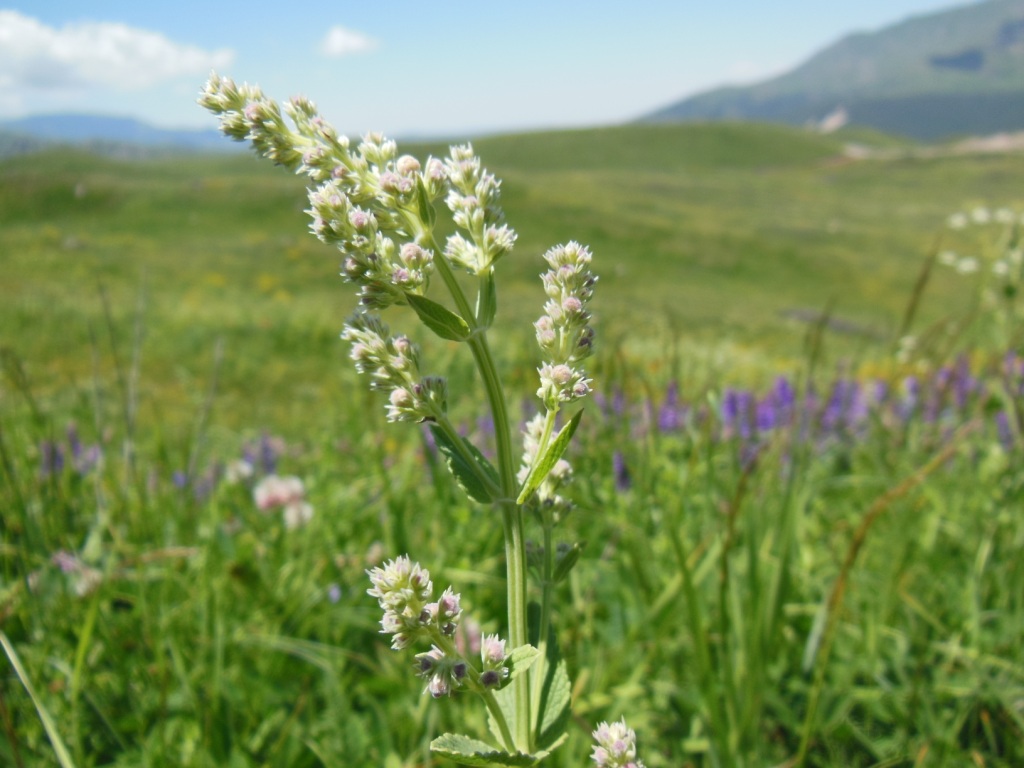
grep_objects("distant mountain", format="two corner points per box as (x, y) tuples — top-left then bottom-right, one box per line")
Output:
(644, 0), (1024, 140)
(0, 114), (239, 156)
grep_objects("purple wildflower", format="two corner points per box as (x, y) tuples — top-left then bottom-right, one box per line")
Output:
(39, 441), (65, 478)
(996, 410), (1016, 450)
(952, 355), (977, 411)
(613, 451), (632, 492)
(657, 381), (686, 432)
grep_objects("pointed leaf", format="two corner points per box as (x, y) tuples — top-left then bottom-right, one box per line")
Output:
(537, 658), (571, 751)
(430, 733), (535, 766)
(504, 644), (541, 684)
(802, 600), (828, 674)
(552, 541), (585, 584)
(516, 410), (583, 504)
(416, 176), (437, 229)
(407, 293), (471, 341)
(525, 602), (572, 753)
(428, 424), (499, 503)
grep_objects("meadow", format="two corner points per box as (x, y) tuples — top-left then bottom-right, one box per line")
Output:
(1, 121), (1023, 767)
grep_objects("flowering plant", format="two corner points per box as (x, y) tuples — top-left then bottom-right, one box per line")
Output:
(199, 73), (642, 766)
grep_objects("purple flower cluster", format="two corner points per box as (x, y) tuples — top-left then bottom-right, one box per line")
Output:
(171, 432), (284, 501)
(38, 423), (102, 479)
(603, 352), (1022, 480)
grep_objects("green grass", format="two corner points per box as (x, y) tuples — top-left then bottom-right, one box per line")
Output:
(1, 121), (1023, 766)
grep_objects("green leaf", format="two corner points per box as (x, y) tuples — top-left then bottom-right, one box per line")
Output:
(488, 680), (564, 764)
(537, 658), (571, 751)
(416, 177), (437, 230)
(407, 293), (471, 342)
(504, 644), (541, 684)
(428, 424), (499, 503)
(802, 600), (828, 674)
(525, 603), (571, 753)
(516, 410), (583, 504)
(552, 541), (585, 584)
(430, 733), (536, 766)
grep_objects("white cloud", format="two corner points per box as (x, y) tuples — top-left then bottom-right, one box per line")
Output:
(0, 10), (234, 92)
(320, 26), (378, 58)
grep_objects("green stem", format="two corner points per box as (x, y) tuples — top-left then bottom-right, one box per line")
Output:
(530, 517), (555, 738)
(429, 240), (531, 752)
(481, 688), (517, 754)
(499, 500), (531, 752)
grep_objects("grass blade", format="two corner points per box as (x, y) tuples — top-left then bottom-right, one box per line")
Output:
(0, 631), (77, 768)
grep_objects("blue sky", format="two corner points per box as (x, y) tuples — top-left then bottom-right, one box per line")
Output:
(0, 0), (979, 138)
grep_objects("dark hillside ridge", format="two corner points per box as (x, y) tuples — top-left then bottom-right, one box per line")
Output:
(0, 114), (241, 157)
(645, 0), (1024, 140)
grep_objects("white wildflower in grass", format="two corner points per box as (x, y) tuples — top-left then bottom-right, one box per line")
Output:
(199, 72), (448, 312)
(340, 312), (447, 422)
(443, 144), (517, 275)
(52, 551), (103, 597)
(591, 718), (646, 768)
(935, 203), (1023, 350)
(366, 557), (471, 651)
(253, 474), (314, 528)
(948, 212), (968, 229)
(995, 207), (1016, 224)
(224, 458), (254, 484)
(366, 555), (436, 650)
(283, 500), (314, 529)
(253, 474), (305, 512)
(534, 241), (597, 408)
(956, 257), (980, 275)
(202, 72), (604, 764)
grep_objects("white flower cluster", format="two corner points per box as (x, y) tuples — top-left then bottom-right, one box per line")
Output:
(591, 718), (645, 768)
(366, 555), (440, 651)
(200, 74), (447, 310)
(534, 242), (597, 408)
(443, 144), (517, 275)
(341, 312), (447, 422)
(253, 474), (314, 529)
(940, 205), (1023, 280)
(368, 556), (508, 698)
(201, 74), (446, 309)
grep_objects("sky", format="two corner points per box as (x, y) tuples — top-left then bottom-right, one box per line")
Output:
(0, 0), (982, 139)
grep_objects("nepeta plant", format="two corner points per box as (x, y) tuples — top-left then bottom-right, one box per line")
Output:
(199, 73), (643, 766)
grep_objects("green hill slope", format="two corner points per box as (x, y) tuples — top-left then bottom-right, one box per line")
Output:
(3, 122), (1022, 426)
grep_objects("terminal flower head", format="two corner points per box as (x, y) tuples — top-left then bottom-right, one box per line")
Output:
(591, 718), (645, 768)
(367, 556), (464, 650)
(533, 241), (597, 408)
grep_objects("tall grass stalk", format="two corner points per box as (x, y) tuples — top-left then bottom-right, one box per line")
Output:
(1, 631), (77, 768)
(795, 421), (978, 764)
